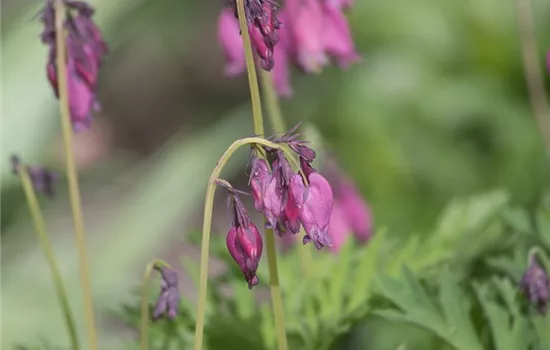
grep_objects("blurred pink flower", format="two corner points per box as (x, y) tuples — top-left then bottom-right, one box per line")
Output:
(218, 0), (361, 97)
(40, 0), (108, 132)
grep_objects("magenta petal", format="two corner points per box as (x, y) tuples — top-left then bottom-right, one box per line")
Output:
(322, 4), (361, 68)
(218, 9), (246, 77)
(67, 61), (95, 132)
(291, 173), (334, 249)
(327, 201), (352, 253)
(286, 0), (328, 72)
(338, 180), (372, 242)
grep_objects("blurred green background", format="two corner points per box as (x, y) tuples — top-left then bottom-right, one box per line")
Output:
(2, 0), (550, 348)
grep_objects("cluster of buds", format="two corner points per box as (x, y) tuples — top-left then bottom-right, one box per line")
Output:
(219, 0), (281, 73)
(40, 0), (108, 132)
(222, 129), (334, 288)
(11, 155), (58, 198)
(520, 252), (550, 315)
(218, 0), (360, 96)
(152, 266), (181, 321)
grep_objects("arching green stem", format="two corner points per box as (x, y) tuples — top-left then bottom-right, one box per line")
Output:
(18, 167), (79, 350)
(140, 259), (171, 350)
(54, 1), (98, 348)
(193, 138), (293, 350)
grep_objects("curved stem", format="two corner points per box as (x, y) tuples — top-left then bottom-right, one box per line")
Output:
(514, 0), (550, 161)
(235, 0), (264, 137)
(54, 1), (98, 349)
(18, 167), (79, 350)
(193, 137), (290, 350)
(259, 70), (313, 278)
(140, 259), (171, 350)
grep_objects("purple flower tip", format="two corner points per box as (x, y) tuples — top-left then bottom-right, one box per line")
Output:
(152, 267), (180, 321)
(520, 254), (550, 314)
(11, 155), (58, 198)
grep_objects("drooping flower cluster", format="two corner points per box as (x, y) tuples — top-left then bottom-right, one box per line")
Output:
(222, 129), (334, 287)
(219, 0), (281, 73)
(11, 155), (58, 198)
(250, 130), (334, 249)
(152, 266), (180, 321)
(520, 254), (550, 314)
(218, 0), (360, 96)
(40, 0), (108, 132)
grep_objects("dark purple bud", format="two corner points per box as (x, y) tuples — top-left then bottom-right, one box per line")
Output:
(227, 225), (263, 289)
(225, 0), (280, 72)
(249, 157), (271, 212)
(152, 267), (180, 321)
(225, 188), (264, 288)
(520, 254), (550, 314)
(290, 172), (333, 249)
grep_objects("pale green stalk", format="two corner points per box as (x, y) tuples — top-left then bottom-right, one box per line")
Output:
(54, 1), (98, 348)
(18, 167), (79, 350)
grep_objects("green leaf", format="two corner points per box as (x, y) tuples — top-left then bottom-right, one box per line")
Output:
(473, 279), (531, 350)
(346, 229), (385, 313)
(532, 313), (550, 350)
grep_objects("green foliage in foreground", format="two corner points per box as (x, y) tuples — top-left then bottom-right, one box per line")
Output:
(103, 191), (549, 350)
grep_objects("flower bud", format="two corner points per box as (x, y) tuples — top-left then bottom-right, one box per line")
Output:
(520, 254), (550, 314)
(152, 267), (180, 321)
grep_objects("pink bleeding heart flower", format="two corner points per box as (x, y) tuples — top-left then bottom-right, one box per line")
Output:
(290, 172), (334, 249)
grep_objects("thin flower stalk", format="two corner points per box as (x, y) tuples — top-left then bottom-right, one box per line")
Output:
(236, 0), (264, 137)
(54, 1), (98, 348)
(17, 165), (79, 350)
(193, 137), (296, 350)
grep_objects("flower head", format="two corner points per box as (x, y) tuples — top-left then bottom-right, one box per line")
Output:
(520, 254), (550, 314)
(219, 0), (361, 96)
(152, 266), (180, 321)
(11, 155), (58, 198)
(40, 0), (108, 132)
(225, 187), (264, 289)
